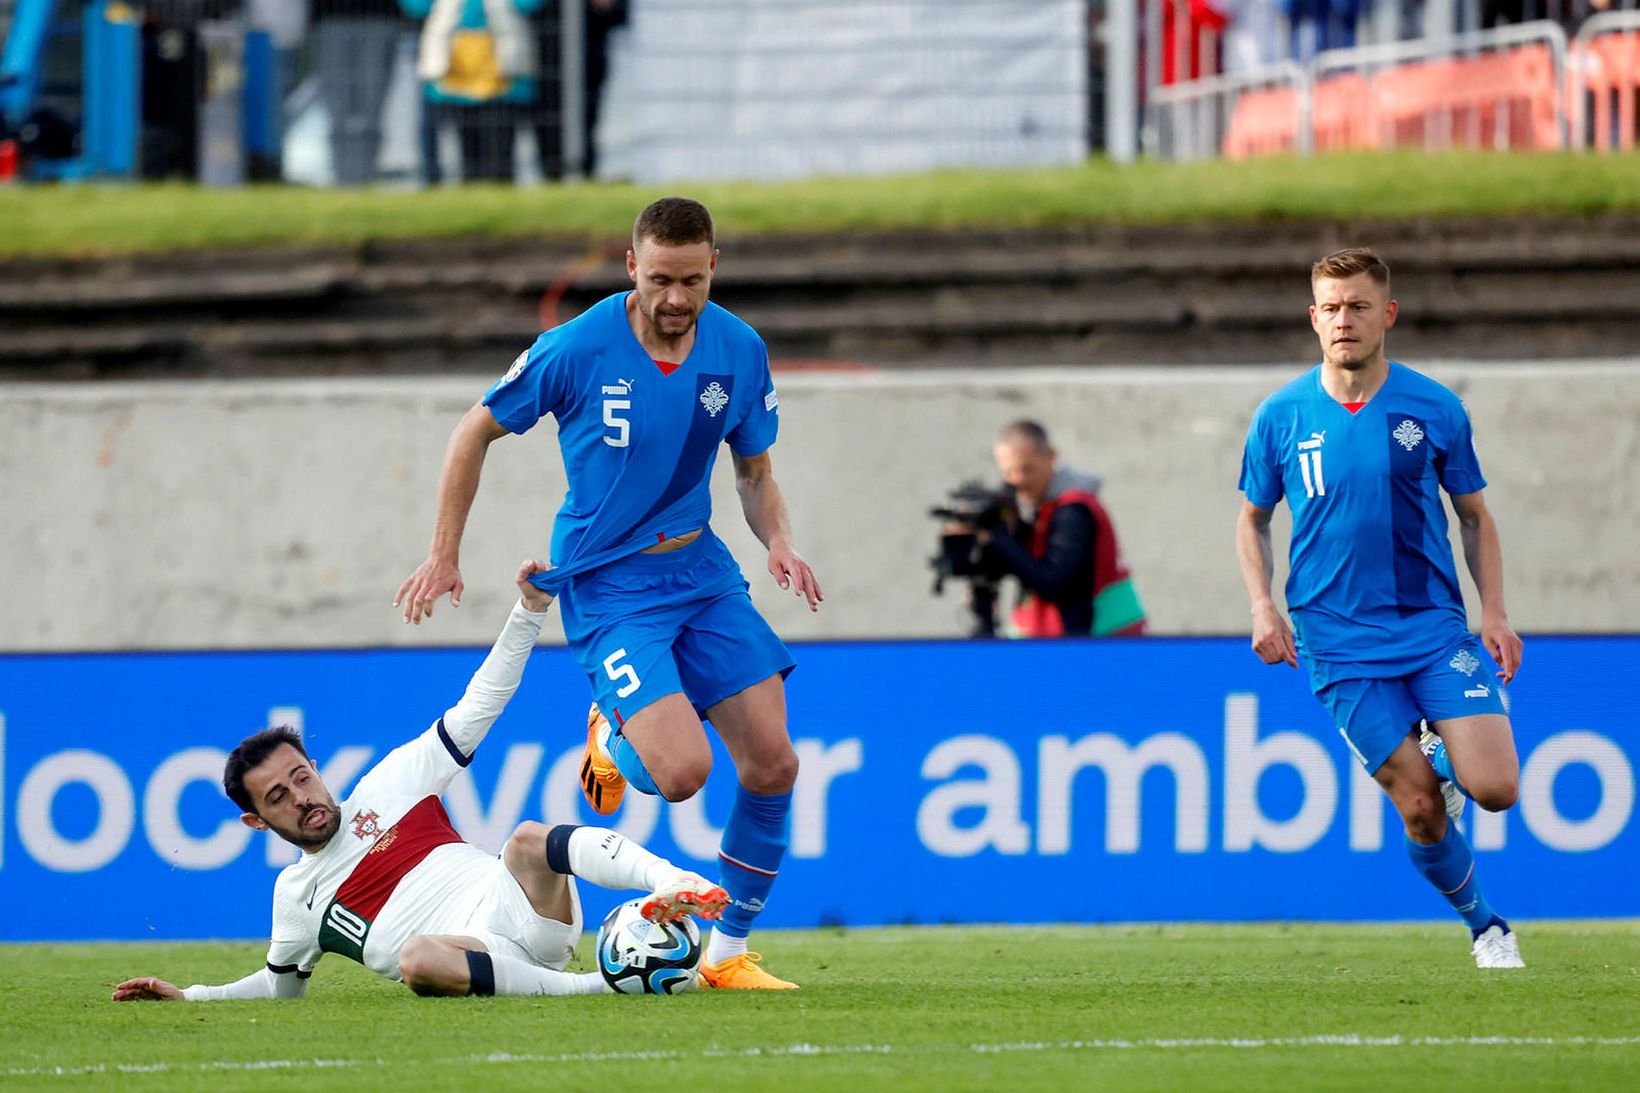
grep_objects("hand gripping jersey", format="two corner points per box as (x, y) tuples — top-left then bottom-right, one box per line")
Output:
(484, 294), (780, 596)
(180, 602), (546, 1000)
(1238, 362), (1488, 683)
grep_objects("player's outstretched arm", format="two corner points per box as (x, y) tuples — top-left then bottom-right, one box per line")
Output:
(111, 965), (304, 1002)
(1236, 500), (1297, 668)
(1451, 490), (1522, 683)
(396, 403), (511, 625)
(439, 561), (554, 757)
(731, 450), (823, 611)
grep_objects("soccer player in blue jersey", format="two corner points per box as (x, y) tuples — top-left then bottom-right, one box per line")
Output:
(1236, 248), (1526, 969)
(396, 197), (822, 989)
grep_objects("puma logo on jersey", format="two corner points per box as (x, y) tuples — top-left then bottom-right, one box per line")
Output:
(601, 378), (634, 396)
(1296, 432), (1326, 498)
(1465, 684), (1491, 699)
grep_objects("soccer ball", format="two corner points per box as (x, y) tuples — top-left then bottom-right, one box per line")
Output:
(596, 897), (703, 995)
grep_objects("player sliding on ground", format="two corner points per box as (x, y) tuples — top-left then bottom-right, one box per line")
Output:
(396, 197), (821, 989)
(1236, 248), (1526, 970)
(112, 562), (727, 1002)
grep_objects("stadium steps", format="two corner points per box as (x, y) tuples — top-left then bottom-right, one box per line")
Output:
(3, 218), (1639, 378)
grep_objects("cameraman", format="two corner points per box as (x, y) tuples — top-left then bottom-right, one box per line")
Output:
(953, 420), (1147, 638)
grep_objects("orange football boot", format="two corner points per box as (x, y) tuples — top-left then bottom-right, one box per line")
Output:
(579, 704), (626, 815)
(699, 952), (799, 990)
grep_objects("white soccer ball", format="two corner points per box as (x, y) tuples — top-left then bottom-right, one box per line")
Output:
(596, 897), (703, 995)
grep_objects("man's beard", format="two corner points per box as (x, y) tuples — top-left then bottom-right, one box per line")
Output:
(643, 300), (698, 339)
(279, 804), (341, 850)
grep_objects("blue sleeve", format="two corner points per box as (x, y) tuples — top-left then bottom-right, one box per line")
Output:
(1238, 406), (1283, 508)
(482, 338), (568, 435)
(727, 341), (779, 457)
(1437, 400), (1488, 496)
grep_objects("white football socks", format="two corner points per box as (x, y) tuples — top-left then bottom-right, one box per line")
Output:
(488, 953), (606, 996)
(566, 826), (672, 893)
(704, 930), (748, 965)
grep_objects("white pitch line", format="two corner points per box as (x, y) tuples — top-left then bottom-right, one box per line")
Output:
(8, 1035), (1640, 1078)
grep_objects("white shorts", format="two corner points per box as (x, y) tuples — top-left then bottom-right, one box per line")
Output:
(462, 856), (582, 971)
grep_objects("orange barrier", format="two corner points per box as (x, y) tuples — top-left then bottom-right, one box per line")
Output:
(1312, 73), (1375, 151)
(1223, 86), (1301, 159)
(1221, 44), (1562, 158)
(1576, 30), (1640, 152)
(1372, 45), (1560, 150)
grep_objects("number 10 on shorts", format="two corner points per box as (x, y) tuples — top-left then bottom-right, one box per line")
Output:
(603, 649), (641, 697)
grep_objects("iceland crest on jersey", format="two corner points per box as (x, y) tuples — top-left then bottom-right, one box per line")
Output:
(700, 381), (730, 417)
(1450, 649), (1482, 676)
(1393, 419), (1425, 451)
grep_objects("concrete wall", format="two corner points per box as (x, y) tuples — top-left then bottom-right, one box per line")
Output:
(4, 361), (1636, 651)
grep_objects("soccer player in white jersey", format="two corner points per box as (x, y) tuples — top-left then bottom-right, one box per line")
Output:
(1236, 249), (1526, 969)
(112, 562), (727, 1002)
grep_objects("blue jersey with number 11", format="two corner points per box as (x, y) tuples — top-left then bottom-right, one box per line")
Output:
(1238, 362), (1487, 682)
(483, 293), (779, 593)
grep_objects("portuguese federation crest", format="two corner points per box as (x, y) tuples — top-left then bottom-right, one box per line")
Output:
(350, 809), (382, 841)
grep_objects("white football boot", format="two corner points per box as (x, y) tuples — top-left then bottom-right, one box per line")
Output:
(1471, 925), (1525, 969)
(1419, 725), (1465, 822)
(640, 870), (729, 924)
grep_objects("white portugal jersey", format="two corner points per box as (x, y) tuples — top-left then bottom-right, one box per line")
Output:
(265, 720), (502, 981)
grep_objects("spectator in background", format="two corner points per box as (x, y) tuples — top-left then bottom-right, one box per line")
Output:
(1220, 0), (1283, 73)
(581, 0), (628, 177)
(405, 0), (542, 183)
(528, 0), (628, 179)
(1280, 0), (1360, 60)
(1162, 0), (1229, 83)
(313, 0), (405, 186)
(950, 421), (1148, 639)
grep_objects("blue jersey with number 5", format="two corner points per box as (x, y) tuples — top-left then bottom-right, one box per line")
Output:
(1238, 362), (1487, 681)
(483, 293), (779, 590)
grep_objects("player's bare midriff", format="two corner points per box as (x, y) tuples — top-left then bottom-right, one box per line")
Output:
(641, 529), (704, 554)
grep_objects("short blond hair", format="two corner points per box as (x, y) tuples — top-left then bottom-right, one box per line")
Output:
(1312, 247), (1390, 289)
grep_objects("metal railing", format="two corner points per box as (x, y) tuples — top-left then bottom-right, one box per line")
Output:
(1146, 19), (1574, 159)
(1145, 62), (1308, 161)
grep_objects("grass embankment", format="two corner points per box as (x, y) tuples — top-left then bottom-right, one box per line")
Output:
(0, 151), (1636, 259)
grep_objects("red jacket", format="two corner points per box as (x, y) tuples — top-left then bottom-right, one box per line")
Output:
(1010, 488), (1148, 638)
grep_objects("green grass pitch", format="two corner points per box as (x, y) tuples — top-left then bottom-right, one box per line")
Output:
(3, 922), (1637, 1091)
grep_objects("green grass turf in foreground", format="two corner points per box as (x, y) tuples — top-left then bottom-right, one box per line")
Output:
(0, 151), (1637, 258)
(1, 922), (1637, 1091)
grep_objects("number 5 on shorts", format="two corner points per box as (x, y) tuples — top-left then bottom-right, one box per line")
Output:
(603, 648), (641, 698)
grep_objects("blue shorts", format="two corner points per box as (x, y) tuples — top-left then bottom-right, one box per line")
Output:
(556, 531), (794, 726)
(1314, 635), (1508, 773)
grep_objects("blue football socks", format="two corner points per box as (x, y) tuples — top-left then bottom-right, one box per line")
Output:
(608, 728), (659, 797)
(714, 785), (791, 939)
(1405, 824), (1501, 935)
(1425, 737), (1473, 801)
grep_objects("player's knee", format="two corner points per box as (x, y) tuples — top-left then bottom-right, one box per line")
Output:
(507, 821), (549, 857)
(1470, 775), (1518, 813)
(741, 744), (799, 794)
(398, 937), (441, 995)
(655, 760), (710, 802)
(1399, 794), (1447, 842)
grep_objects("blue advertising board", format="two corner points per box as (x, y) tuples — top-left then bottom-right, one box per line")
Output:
(1, 636), (1634, 942)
